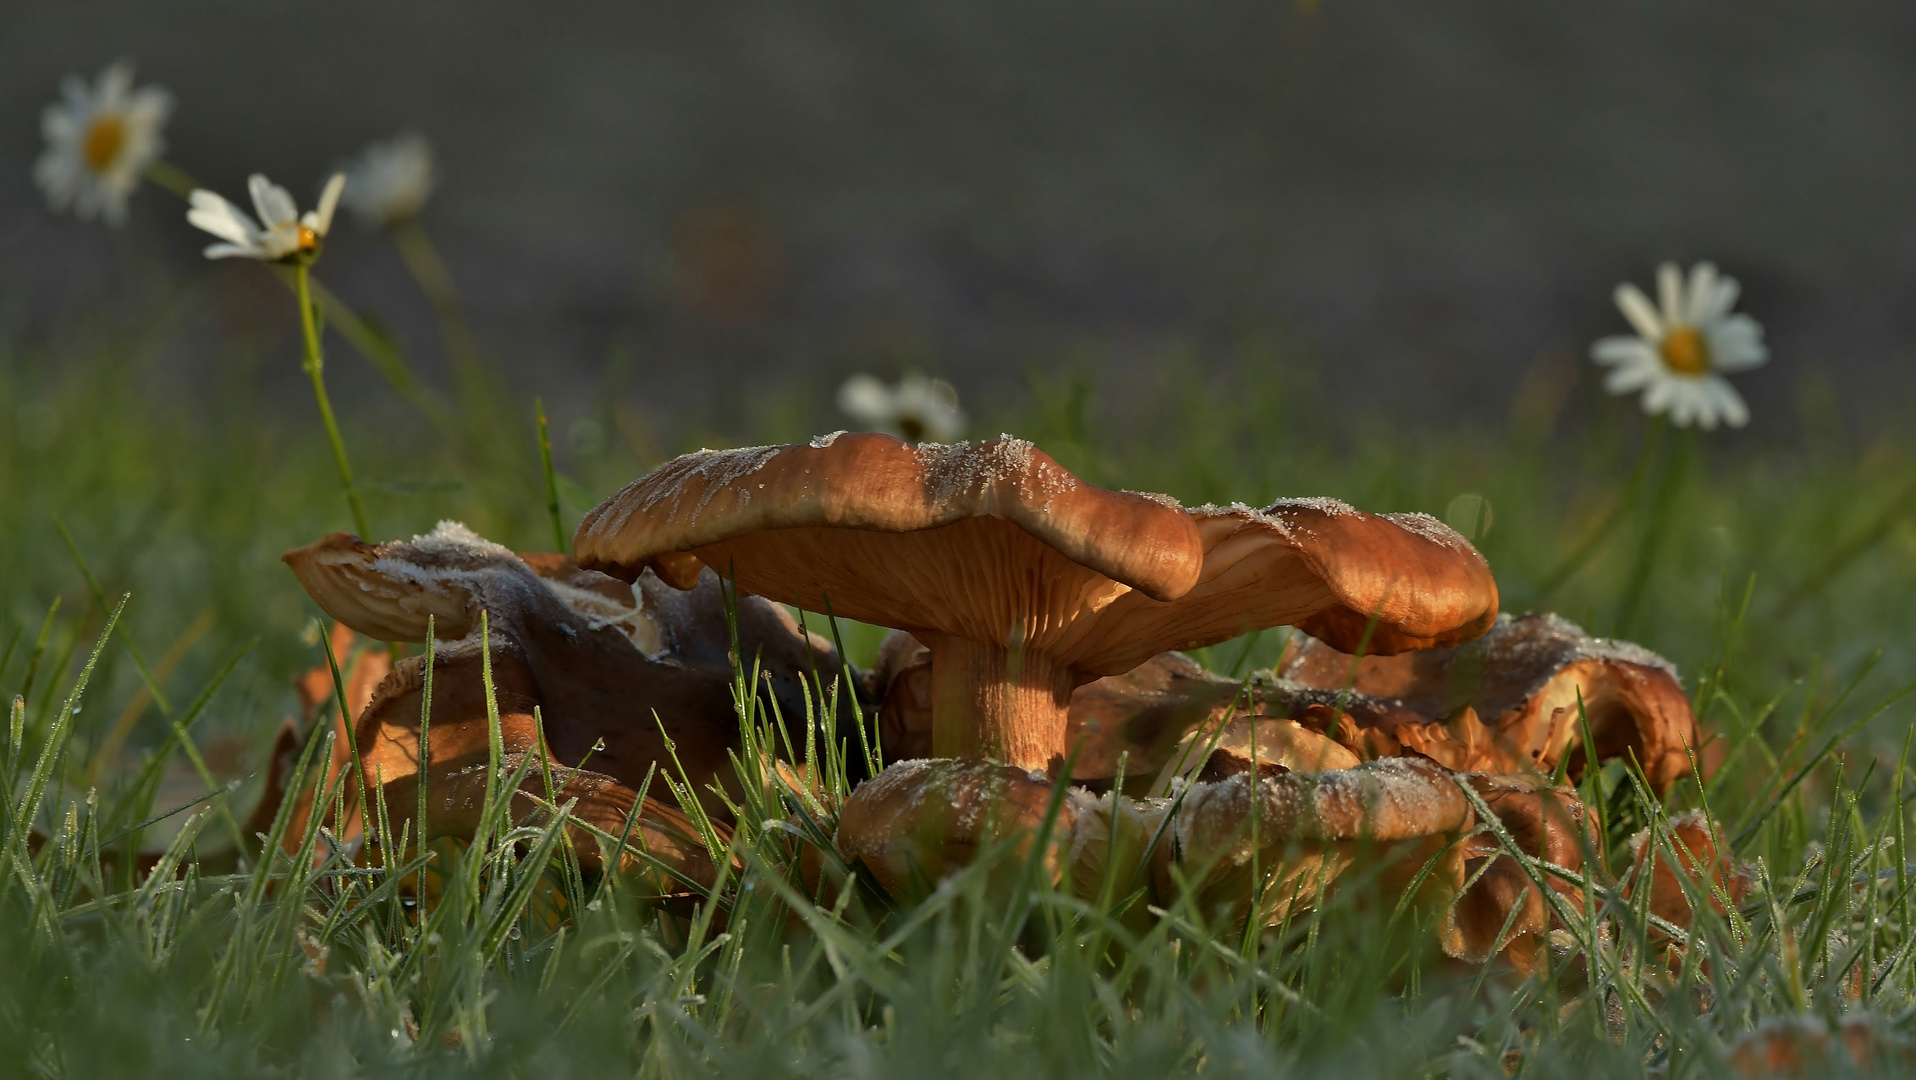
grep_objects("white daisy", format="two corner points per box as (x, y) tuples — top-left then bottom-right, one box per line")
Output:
(836, 373), (967, 443)
(186, 173), (345, 262)
(1590, 261), (1768, 430)
(34, 61), (174, 226)
(338, 132), (434, 228)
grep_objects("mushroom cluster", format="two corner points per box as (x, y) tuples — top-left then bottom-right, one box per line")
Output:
(574, 432), (1497, 773)
(274, 432), (1736, 967)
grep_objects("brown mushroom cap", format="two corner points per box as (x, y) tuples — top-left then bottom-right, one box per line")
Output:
(576, 433), (1497, 771)
(1162, 756), (1475, 929)
(832, 758), (1081, 899)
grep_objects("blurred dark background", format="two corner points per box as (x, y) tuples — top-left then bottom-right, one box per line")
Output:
(5, 0), (1914, 443)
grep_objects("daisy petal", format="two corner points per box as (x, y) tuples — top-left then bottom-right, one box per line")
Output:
(1707, 376), (1750, 427)
(836, 375), (894, 423)
(312, 173), (345, 237)
(99, 62), (133, 105)
(1696, 274), (1739, 325)
(202, 242), (260, 260)
(1614, 284), (1664, 340)
(186, 190), (261, 247)
(1605, 364), (1656, 394)
(248, 174), (298, 228)
(1685, 263), (1719, 325)
(1706, 315), (1769, 372)
(1657, 262), (1685, 325)
(1591, 336), (1657, 366)
(1642, 375), (1676, 418)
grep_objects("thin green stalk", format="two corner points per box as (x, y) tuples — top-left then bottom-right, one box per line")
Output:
(1614, 426), (1689, 638)
(537, 397), (567, 554)
(141, 159), (198, 199)
(1535, 416), (1667, 599)
(392, 217), (479, 376)
(1772, 478), (1916, 617)
(294, 261), (371, 538)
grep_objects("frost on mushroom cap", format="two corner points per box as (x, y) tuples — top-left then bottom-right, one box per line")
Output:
(573, 434), (1500, 679)
(282, 521), (521, 642)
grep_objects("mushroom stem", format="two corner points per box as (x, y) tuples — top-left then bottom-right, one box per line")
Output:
(924, 634), (1075, 772)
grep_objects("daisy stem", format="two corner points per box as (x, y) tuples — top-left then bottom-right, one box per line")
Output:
(142, 160), (198, 199)
(1534, 416), (1667, 600)
(294, 261), (372, 539)
(536, 397), (568, 555)
(392, 218), (481, 385)
(1613, 428), (1690, 639)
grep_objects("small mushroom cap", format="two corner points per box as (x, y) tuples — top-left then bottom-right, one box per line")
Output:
(1172, 756), (1473, 856)
(1445, 774), (1594, 967)
(1162, 757), (1474, 930)
(833, 758), (1080, 898)
(577, 435), (1499, 679)
(1624, 808), (1754, 931)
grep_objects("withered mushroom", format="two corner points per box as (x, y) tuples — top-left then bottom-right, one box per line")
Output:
(1279, 612), (1704, 792)
(575, 433), (1498, 772)
(278, 522), (844, 886)
(869, 613), (1701, 795)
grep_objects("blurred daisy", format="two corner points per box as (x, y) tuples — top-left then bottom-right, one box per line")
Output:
(837, 373), (967, 443)
(34, 61), (173, 225)
(339, 132), (434, 228)
(187, 173), (345, 262)
(1591, 261), (1768, 430)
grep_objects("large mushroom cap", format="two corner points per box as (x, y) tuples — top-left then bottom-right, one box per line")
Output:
(576, 433), (1497, 770)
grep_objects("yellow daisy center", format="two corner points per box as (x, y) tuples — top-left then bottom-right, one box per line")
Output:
(1659, 327), (1711, 376)
(896, 414), (927, 442)
(82, 113), (127, 173)
(296, 225), (320, 254)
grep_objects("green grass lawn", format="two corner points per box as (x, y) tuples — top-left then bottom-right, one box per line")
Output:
(3, 277), (1915, 1077)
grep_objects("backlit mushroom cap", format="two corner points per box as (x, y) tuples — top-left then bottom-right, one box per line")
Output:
(833, 758), (1168, 906)
(1278, 612), (1703, 793)
(832, 758), (1081, 899)
(1164, 757), (1474, 929)
(577, 433), (1497, 770)
(1446, 773), (1595, 970)
(1624, 809), (1754, 933)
